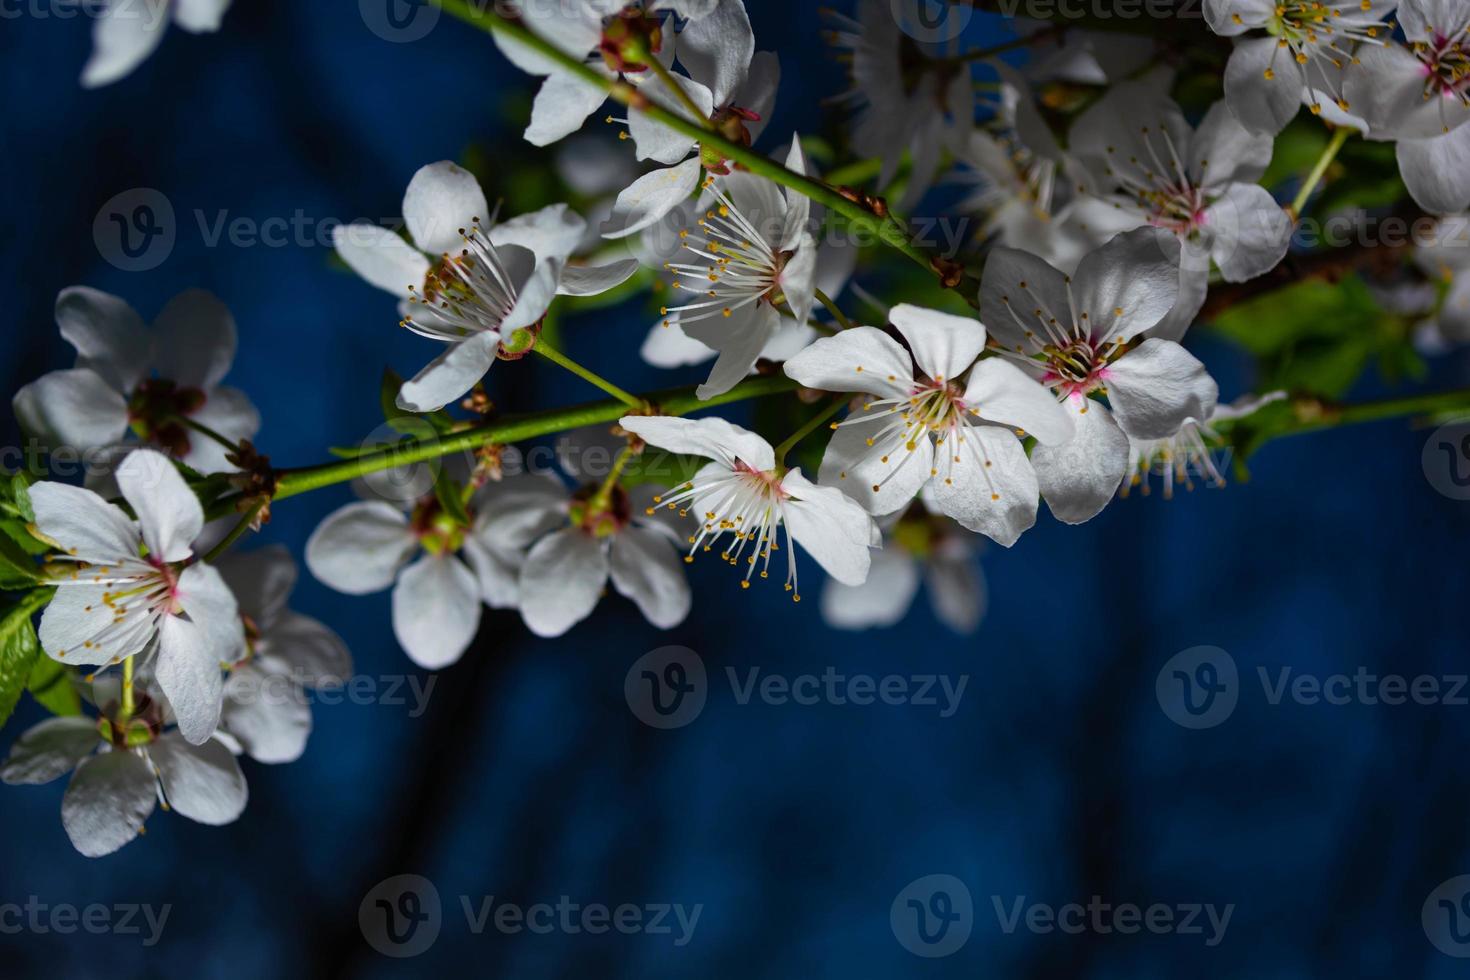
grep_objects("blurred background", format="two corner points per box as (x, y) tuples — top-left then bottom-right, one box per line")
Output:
(2, 1), (1469, 977)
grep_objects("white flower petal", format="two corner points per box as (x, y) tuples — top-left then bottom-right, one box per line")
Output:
(526, 67), (614, 146)
(39, 585), (148, 667)
(54, 286), (152, 392)
(925, 426), (1039, 547)
(678, 0), (755, 106)
(489, 203), (587, 263)
(151, 289), (238, 390)
(61, 750), (156, 857)
(176, 562), (245, 665)
(603, 158), (704, 239)
(114, 448), (202, 563)
(1205, 182), (1292, 282)
(404, 161), (491, 256)
(1105, 339), (1220, 440)
(332, 223), (430, 297)
(558, 259), (640, 297)
(926, 554), (986, 634)
(609, 525), (691, 629)
(888, 304), (986, 383)
(304, 501), (416, 595)
(779, 232), (818, 326)
(81, 0), (169, 88)
(978, 245), (1074, 353)
(0, 717), (98, 786)
(783, 326), (914, 398)
(397, 330), (501, 413)
(964, 358), (1074, 445)
(1190, 100), (1274, 188)
(156, 609), (229, 745)
(11, 369), (128, 452)
(30, 480), (139, 563)
(222, 666), (312, 764)
(1397, 127), (1470, 217)
(687, 299), (782, 400)
(641, 316), (717, 367)
(818, 413), (935, 517)
(1222, 37), (1302, 135)
(779, 468), (877, 586)
(819, 545), (919, 630)
(1073, 226), (1181, 342)
(265, 611), (353, 685)
(150, 733), (247, 823)
(628, 73), (715, 164)
(619, 414), (776, 470)
(172, 0), (232, 32)
(519, 529), (611, 637)
(391, 555), (481, 669)
(1032, 396), (1129, 524)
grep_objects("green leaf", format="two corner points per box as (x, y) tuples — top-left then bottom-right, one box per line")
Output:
(26, 656), (80, 717)
(0, 518), (50, 556)
(0, 533), (39, 590)
(0, 588), (52, 730)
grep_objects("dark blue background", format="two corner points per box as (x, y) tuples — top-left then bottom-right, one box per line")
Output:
(2, 2), (1468, 976)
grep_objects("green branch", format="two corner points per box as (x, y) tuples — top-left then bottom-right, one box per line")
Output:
(269, 375), (799, 502)
(432, 0), (974, 294)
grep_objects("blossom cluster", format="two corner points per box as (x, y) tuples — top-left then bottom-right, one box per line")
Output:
(3, 0), (1467, 855)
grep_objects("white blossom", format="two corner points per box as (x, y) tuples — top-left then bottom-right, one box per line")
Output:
(979, 228), (1220, 524)
(31, 449), (242, 744)
(784, 304), (1074, 546)
(13, 287), (259, 474)
(618, 415), (880, 598)
(332, 161), (638, 411)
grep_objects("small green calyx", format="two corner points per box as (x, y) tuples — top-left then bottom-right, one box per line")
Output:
(412, 501), (468, 556)
(600, 12), (662, 73)
(497, 321), (543, 361)
(572, 483), (630, 538)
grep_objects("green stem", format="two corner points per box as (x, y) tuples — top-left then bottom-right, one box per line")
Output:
(1257, 387), (1470, 441)
(431, 0), (966, 290)
(1291, 127), (1351, 217)
(267, 375), (800, 503)
(202, 499), (267, 563)
(177, 416), (242, 454)
(531, 339), (644, 408)
(815, 288), (854, 330)
(646, 55), (711, 128)
(774, 397), (848, 464)
(121, 655), (135, 718)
